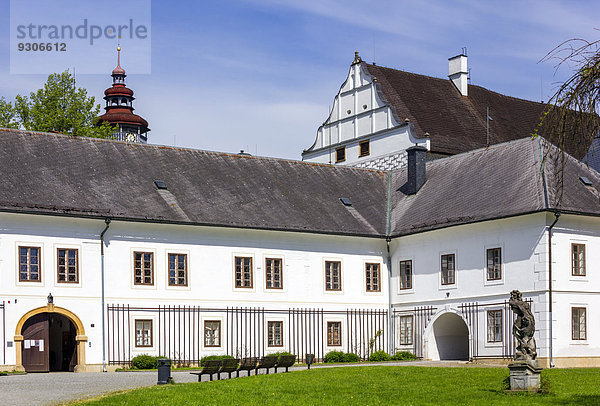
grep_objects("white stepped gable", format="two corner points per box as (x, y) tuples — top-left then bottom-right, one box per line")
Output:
(303, 52), (428, 169)
(315, 52), (400, 150)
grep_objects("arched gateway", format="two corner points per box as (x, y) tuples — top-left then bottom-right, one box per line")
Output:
(424, 311), (470, 361)
(14, 304), (88, 372)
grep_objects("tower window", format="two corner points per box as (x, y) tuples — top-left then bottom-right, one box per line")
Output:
(359, 140), (370, 157)
(335, 146), (346, 163)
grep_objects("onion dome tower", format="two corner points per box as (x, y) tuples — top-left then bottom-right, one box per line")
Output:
(97, 46), (150, 143)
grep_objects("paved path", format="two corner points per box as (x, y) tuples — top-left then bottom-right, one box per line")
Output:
(0, 361), (497, 405)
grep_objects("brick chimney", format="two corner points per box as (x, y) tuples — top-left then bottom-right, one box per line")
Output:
(448, 53), (468, 96)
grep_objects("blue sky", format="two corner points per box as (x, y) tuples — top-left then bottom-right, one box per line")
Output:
(0, 0), (598, 159)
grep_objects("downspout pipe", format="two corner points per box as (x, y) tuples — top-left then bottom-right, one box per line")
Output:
(548, 211), (560, 368)
(100, 218), (111, 372)
(386, 237), (393, 355)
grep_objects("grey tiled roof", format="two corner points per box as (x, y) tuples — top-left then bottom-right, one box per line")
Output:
(0, 129), (387, 237)
(1, 129), (599, 238)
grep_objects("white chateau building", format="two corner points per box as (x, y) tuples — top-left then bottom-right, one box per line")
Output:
(303, 52), (599, 174)
(1, 54), (599, 373)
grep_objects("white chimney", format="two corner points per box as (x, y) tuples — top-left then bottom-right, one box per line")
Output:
(448, 53), (468, 96)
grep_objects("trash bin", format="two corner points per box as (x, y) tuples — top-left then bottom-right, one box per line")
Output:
(157, 358), (171, 385)
(306, 354), (315, 369)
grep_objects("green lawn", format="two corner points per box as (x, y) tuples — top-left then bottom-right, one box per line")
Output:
(76, 366), (600, 405)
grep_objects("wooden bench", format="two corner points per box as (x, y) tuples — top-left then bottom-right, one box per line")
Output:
(219, 358), (240, 379)
(190, 359), (222, 382)
(255, 355), (278, 375)
(236, 357), (258, 377)
(274, 354), (296, 373)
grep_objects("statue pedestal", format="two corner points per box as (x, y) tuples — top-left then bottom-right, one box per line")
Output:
(508, 360), (542, 392)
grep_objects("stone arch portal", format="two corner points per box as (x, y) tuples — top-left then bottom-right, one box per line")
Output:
(14, 304), (88, 372)
(425, 311), (470, 361)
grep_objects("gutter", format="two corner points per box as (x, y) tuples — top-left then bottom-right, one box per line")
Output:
(385, 171), (394, 354)
(100, 218), (111, 372)
(548, 211), (560, 368)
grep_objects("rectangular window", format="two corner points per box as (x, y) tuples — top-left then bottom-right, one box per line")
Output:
(487, 310), (503, 342)
(265, 258), (283, 289)
(57, 248), (78, 283)
(441, 254), (455, 285)
(19, 246), (41, 282)
(365, 263), (380, 292)
(335, 146), (346, 163)
(135, 319), (152, 347)
(399, 260), (412, 290)
(325, 261), (342, 291)
(235, 256), (253, 288)
(134, 252), (154, 285)
(399, 315), (413, 345)
(359, 140), (370, 157)
(572, 307), (587, 340)
(486, 248), (502, 281)
(204, 320), (221, 347)
(168, 253), (187, 286)
(572, 244), (586, 276)
(268, 321), (283, 347)
(327, 321), (342, 346)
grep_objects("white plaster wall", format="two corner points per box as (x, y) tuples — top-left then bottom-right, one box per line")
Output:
(303, 60), (431, 167)
(303, 125), (424, 167)
(545, 214), (600, 360)
(0, 212), (389, 366)
(390, 214), (551, 359)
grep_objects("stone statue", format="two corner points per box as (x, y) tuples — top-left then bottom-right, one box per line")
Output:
(509, 290), (536, 362)
(507, 290), (541, 392)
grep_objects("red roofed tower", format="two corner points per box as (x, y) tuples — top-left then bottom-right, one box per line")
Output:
(97, 46), (150, 143)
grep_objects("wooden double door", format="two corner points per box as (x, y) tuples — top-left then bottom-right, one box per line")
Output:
(21, 313), (77, 372)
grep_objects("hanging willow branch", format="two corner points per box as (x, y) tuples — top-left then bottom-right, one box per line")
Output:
(537, 37), (600, 205)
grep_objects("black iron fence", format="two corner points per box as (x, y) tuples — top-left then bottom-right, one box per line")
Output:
(107, 305), (388, 365)
(393, 298), (534, 360)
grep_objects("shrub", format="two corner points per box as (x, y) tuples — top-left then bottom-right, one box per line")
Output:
(368, 350), (391, 362)
(268, 351), (293, 363)
(342, 352), (360, 363)
(391, 351), (417, 361)
(131, 354), (158, 369)
(199, 354), (234, 366)
(323, 351), (345, 363)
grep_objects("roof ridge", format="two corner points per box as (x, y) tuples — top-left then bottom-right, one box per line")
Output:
(0, 127), (387, 175)
(365, 63), (547, 107)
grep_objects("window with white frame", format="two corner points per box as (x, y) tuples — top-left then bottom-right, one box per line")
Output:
(265, 258), (283, 289)
(327, 321), (342, 346)
(571, 244), (586, 276)
(572, 307), (587, 340)
(134, 252), (153, 285)
(57, 248), (78, 283)
(325, 261), (341, 291)
(399, 315), (413, 345)
(399, 260), (412, 290)
(19, 246), (41, 282)
(487, 310), (502, 342)
(204, 320), (221, 347)
(235, 256), (253, 288)
(268, 321), (283, 347)
(135, 319), (152, 347)
(168, 253), (187, 286)
(365, 263), (380, 292)
(486, 248), (502, 281)
(441, 254), (455, 285)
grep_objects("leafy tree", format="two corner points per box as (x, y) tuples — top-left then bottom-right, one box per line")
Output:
(537, 38), (600, 203)
(539, 38), (600, 152)
(0, 97), (18, 129)
(1, 70), (115, 138)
